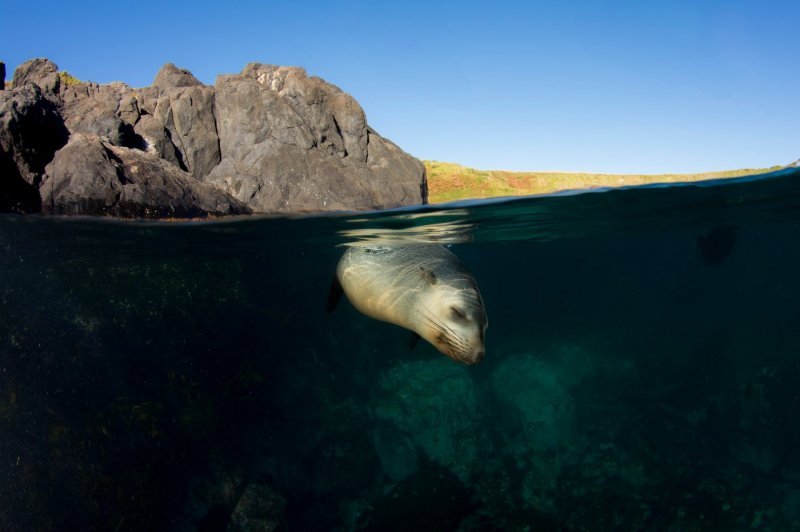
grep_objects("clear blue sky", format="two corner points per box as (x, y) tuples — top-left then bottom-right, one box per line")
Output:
(5, 1), (799, 173)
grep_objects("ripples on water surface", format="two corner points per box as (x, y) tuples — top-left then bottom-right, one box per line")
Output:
(2, 168), (800, 530)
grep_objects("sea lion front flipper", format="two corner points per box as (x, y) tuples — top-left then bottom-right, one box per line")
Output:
(409, 332), (421, 350)
(326, 275), (344, 313)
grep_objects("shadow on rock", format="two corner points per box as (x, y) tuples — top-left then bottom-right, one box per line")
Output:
(360, 463), (474, 531)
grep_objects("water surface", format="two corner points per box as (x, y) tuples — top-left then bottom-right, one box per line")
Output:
(2, 168), (800, 530)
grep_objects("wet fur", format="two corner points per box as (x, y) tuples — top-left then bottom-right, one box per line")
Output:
(334, 245), (487, 364)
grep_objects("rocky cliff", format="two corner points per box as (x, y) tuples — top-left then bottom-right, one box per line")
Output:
(0, 59), (427, 217)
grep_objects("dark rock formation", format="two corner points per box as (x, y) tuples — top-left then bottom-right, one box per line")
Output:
(0, 157), (41, 213)
(133, 114), (183, 167)
(206, 64), (426, 212)
(0, 84), (69, 186)
(0, 83), (69, 212)
(152, 85), (220, 178)
(61, 81), (140, 148)
(152, 63), (202, 93)
(0, 62), (5, 91)
(361, 464), (473, 531)
(12, 59), (61, 98)
(0, 58), (427, 216)
(40, 133), (250, 217)
(228, 484), (286, 532)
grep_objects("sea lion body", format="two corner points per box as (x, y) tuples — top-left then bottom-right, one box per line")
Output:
(333, 245), (487, 364)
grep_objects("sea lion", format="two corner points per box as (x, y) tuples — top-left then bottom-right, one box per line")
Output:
(327, 245), (488, 365)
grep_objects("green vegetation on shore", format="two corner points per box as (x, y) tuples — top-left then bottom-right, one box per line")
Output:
(425, 160), (780, 203)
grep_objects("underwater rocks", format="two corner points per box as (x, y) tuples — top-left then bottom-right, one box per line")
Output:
(373, 359), (482, 483)
(0, 58), (427, 217)
(734, 364), (800, 473)
(181, 461), (287, 531)
(372, 423), (418, 482)
(369, 347), (595, 519)
(491, 353), (577, 454)
(361, 463), (474, 531)
(228, 484), (287, 532)
(490, 353), (579, 512)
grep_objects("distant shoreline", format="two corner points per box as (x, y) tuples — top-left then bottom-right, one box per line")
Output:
(425, 160), (781, 203)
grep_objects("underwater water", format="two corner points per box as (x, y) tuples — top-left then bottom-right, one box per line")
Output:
(2, 168), (800, 531)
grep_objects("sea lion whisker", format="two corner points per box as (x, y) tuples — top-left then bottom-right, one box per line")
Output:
(427, 314), (468, 348)
(422, 312), (465, 347)
(420, 313), (450, 339)
(419, 307), (459, 338)
(419, 315), (463, 351)
(416, 308), (447, 332)
(419, 313), (470, 356)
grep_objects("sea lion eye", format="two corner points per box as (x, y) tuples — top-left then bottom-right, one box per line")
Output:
(450, 307), (467, 321)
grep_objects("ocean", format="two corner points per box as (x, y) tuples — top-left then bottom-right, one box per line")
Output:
(2, 167), (800, 530)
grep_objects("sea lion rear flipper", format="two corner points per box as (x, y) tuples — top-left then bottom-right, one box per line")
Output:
(408, 332), (421, 350)
(326, 275), (344, 313)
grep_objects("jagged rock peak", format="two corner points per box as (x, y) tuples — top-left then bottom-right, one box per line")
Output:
(152, 63), (203, 93)
(12, 58), (60, 94)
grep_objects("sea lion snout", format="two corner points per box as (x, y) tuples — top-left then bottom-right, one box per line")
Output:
(457, 345), (485, 365)
(452, 350), (485, 365)
(425, 292), (487, 365)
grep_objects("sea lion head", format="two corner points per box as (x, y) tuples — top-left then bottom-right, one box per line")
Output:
(416, 271), (488, 365)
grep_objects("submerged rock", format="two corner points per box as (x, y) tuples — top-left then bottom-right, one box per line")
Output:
(309, 417), (381, 497)
(734, 364), (800, 474)
(489, 350), (586, 512)
(360, 463), (473, 531)
(228, 484), (286, 532)
(372, 423), (419, 482)
(491, 353), (577, 454)
(372, 359), (480, 482)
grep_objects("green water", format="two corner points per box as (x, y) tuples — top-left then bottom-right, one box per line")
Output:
(2, 168), (800, 530)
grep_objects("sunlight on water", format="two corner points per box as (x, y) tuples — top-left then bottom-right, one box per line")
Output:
(338, 213), (473, 245)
